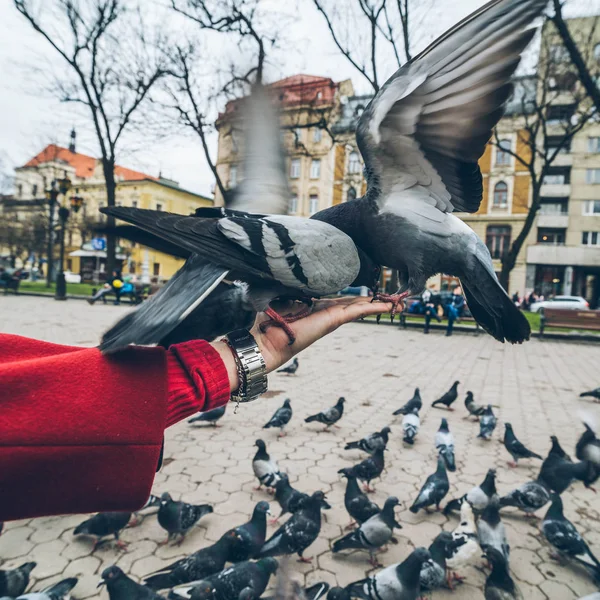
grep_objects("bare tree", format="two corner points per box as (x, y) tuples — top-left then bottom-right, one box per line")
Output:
(14, 0), (168, 273)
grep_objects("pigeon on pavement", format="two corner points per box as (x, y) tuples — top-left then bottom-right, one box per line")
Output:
(310, 0), (542, 343)
(305, 397), (345, 430)
(258, 491), (328, 563)
(345, 427), (391, 454)
(576, 423), (600, 485)
(14, 577), (78, 600)
(392, 388), (422, 416)
(277, 358), (299, 375)
(580, 388), (600, 402)
(402, 408), (420, 445)
(410, 455), (449, 513)
(431, 382), (460, 410)
(338, 467), (380, 529)
(344, 547), (432, 600)
(542, 494), (600, 582)
(499, 479), (551, 516)
(188, 405), (226, 427)
(222, 501), (271, 563)
(478, 405), (497, 440)
(484, 547), (523, 600)
(446, 503), (479, 588)
(340, 448), (385, 493)
(435, 418), (456, 472)
(252, 439), (283, 490)
(444, 468), (497, 515)
(503, 423), (542, 467)
(272, 474), (312, 524)
(0, 562), (36, 597)
(464, 391), (486, 419)
(477, 499), (509, 561)
(100, 566), (162, 600)
(263, 399), (293, 437)
(539, 436), (596, 494)
(73, 511), (131, 550)
(158, 492), (213, 544)
(332, 497), (401, 566)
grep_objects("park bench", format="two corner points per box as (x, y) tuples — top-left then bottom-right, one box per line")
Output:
(0, 272), (21, 295)
(539, 308), (600, 337)
(399, 298), (481, 333)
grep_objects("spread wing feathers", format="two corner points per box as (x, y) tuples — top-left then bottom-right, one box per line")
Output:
(100, 257), (228, 352)
(97, 224), (191, 258)
(357, 0), (546, 213)
(228, 85), (291, 215)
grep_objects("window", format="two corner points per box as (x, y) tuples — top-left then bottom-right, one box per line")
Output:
(348, 151), (361, 174)
(583, 200), (600, 215)
(313, 128), (322, 143)
(546, 135), (570, 155)
(309, 194), (319, 215)
(548, 72), (577, 92)
(582, 231), (600, 246)
(289, 158), (300, 179)
(539, 197), (568, 215)
(589, 138), (600, 153)
(32, 184), (38, 196)
(544, 167), (571, 185)
(289, 194), (298, 215)
(294, 128), (302, 144)
(538, 228), (565, 244)
(16, 184), (22, 198)
(495, 140), (512, 165)
(131, 200), (138, 209)
(156, 203), (163, 211)
(310, 159), (321, 179)
(486, 226), (511, 259)
(493, 181), (508, 207)
(229, 164), (238, 188)
(347, 186), (357, 202)
(586, 169), (600, 184)
(153, 262), (160, 276)
(547, 104), (575, 125)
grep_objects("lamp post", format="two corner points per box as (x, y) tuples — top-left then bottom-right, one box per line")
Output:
(45, 181), (59, 288)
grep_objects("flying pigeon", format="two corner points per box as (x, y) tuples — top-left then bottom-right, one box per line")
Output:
(435, 418), (456, 472)
(392, 388), (422, 416)
(484, 547), (523, 600)
(73, 511), (131, 550)
(252, 439), (283, 490)
(332, 497), (401, 566)
(478, 405), (497, 440)
(221, 501), (271, 563)
(272, 474), (311, 524)
(431, 382), (460, 410)
(444, 468), (497, 515)
(477, 499), (509, 561)
(580, 387), (600, 402)
(158, 492), (213, 544)
(576, 423), (600, 485)
(305, 397), (345, 430)
(542, 494), (600, 583)
(344, 426), (391, 454)
(503, 423), (542, 467)
(277, 358), (299, 375)
(263, 399), (293, 437)
(402, 407), (420, 445)
(258, 491), (328, 563)
(188, 405), (226, 427)
(410, 455), (449, 513)
(419, 531), (462, 593)
(0, 562), (36, 597)
(338, 467), (380, 530)
(340, 448), (385, 493)
(498, 479), (551, 516)
(99, 566), (162, 600)
(14, 577), (78, 600)
(539, 436), (596, 494)
(344, 547), (432, 600)
(464, 391), (485, 419)
(446, 502), (479, 588)
(310, 0), (544, 343)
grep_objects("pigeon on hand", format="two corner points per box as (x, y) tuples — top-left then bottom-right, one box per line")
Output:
(576, 423), (600, 486)
(344, 427), (391, 454)
(477, 499), (509, 561)
(158, 492), (213, 545)
(222, 501), (271, 563)
(332, 497), (401, 566)
(100, 566), (162, 600)
(444, 468), (497, 515)
(311, 0), (541, 342)
(263, 399), (293, 437)
(478, 405), (497, 440)
(435, 418), (456, 472)
(272, 474), (310, 524)
(277, 358), (299, 375)
(484, 548), (523, 600)
(580, 388), (600, 402)
(73, 511), (132, 551)
(338, 467), (380, 530)
(0, 562), (36, 597)
(410, 455), (449, 513)
(431, 382), (459, 410)
(402, 407), (420, 445)
(392, 388), (422, 416)
(252, 439), (283, 490)
(304, 397), (345, 430)
(344, 547), (432, 600)
(340, 448), (385, 493)
(542, 494), (600, 583)
(188, 405), (226, 427)
(464, 391), (485, 419)
(14, 577), (78, 600)
(499, 479), (551, 516)
(446, 503), (479, 588)
(258, 491), (328, 563)
(419, 532), (461, 593)
(503, 423), (542, 467)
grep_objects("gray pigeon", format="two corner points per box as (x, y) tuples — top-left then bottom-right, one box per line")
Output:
(189, 405), (226, 427)
(73, 511), (131, 550)
(15, 577), (78, 600)
(431, 382), (460, 410)
(410, 455), (449, 513)
(392, 388), (422, 416)
(498, 479), (551, 515)
(444, 468), (497, 515)
(477, 499), (509, 561)
(420, 532), (462, 593)
(484, 548), (523, 600)
(344, 427), (391, 454)
(478, 405), (497, 440)
(464, 391), (485, 419)
(503, 423), (542, 466)
(580, 388), (600, 402)
(402, 407), (419, 445)
(435, 418), (456, 472)
(0, 562), (36, 597)
(157, 492), (213, 544)
(311, 0), (544, 343)
(576, 423), (600, 483)
(305, 397), (345, 429)
(263, 399), (293, 437)
(252, 439), (282, 489)
(340, 448), (385, 492)
(277, 358), (299, 375)
(100, 566), (162, 600)
(338, 467), (381, 529)
(221, 501), (270, 563)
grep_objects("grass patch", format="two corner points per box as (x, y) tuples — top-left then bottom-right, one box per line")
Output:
(18, 280), (97, 296)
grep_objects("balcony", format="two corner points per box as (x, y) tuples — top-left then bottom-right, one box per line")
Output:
(537, 214), (569, 228)
(539, 183), (571, 197)
(527, 244), (600, 266)
(549, 153), (573, 167)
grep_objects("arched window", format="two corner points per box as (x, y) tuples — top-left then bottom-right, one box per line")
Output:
(348, 151), (361, 174)
(495, 140), (511, 165)
(347, 186), (357, 202)
(493, 181), (508, 207)
(486, 226), (511, 259)
(289, 194), (298, 214)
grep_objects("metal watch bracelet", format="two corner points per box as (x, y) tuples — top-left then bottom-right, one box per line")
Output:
(225, 329), (268, 403)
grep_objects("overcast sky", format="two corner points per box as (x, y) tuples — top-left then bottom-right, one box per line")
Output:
(0, 0), (595, 197)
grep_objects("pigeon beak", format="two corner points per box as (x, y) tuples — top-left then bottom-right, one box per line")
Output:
(97, 580), (106, 588)
(266, 509), (273, 516)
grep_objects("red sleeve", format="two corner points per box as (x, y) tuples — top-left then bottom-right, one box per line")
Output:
(0, 334), (230, 521)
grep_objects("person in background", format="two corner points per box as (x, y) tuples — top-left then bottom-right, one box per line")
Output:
(423, 286), (442, 334)
(87, 270), (123, 306)
(445, 286), (465, 337)
(512, 291), (521, 308)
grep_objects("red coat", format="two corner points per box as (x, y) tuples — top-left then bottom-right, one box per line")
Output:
(0, 334), (230, 521)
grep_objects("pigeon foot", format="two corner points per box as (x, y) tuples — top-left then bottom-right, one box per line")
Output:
(345, 520), (357, 530)
(260, 302), (313, 345)
(269, 517), (280, 526)
(363, 484), (375, 493)
(297, 556), (313, 564)
(372, 291), (409, 323)
(508, 461), (518, 468)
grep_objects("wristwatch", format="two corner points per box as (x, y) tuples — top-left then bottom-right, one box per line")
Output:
(225, 329), (268, 403)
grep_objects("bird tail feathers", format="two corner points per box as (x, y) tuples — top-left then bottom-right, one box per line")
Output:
(305, 414), (320, 423)
(43, 577), (78, 597)
(332, 532), (360, 553)
(344, 441), (360, 450)
(443, 498), (463, 515)
(144, 572), (179, 590)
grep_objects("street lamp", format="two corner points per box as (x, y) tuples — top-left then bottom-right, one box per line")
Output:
(45, 173), (72, 289)
(53, 177), (79, 301)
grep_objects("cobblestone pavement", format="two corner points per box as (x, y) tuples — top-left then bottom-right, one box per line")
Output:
(2, 295), (600, 599)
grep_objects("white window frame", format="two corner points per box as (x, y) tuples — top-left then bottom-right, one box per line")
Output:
(309, 194), (319, 215)
(588, 137), (600, 153)
(313, 128), (322, 143)
(348, 151), (361, 174)
(582, 231), (600, 246)
(583, 200), (600, 216)
(289, 194), (298, 215)
(310, 159), (321, 179)
(586, 169), (600, 184)
(289, 158), (300, 179)
(495, 140), (512, 166)
(492, 181), (509, 207)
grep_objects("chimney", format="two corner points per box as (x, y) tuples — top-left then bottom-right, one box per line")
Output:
(69, 127), (76, 153)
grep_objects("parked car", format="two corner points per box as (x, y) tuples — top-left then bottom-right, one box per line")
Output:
(529, 295), (589, 313)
